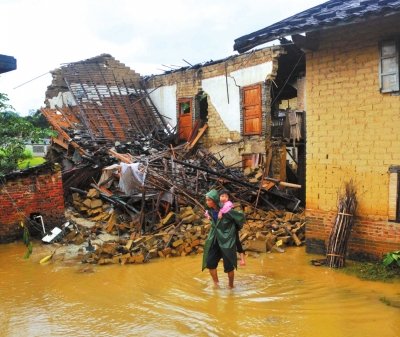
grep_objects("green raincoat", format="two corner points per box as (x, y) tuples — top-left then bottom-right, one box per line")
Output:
(202, 189), (246, 271)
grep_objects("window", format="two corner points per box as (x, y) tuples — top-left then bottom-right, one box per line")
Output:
(242, 84), (262, 135)
(178, 99), (191, 115)
(379, 39), (399, 93)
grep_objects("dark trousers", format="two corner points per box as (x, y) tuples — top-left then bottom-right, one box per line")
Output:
(206, 240), (235, 273)
(236, 230), (244, 253)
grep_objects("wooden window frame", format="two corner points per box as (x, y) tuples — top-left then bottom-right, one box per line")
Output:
(178, 98), (192, 116)
(379, 38), (400, 93)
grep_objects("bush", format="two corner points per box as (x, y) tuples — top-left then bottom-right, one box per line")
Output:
(0, 93), (55, 175)
(383, 251), (400, 268)
(342, 261), (400, 281)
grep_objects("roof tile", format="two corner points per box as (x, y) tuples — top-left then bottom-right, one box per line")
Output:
(234, 0), (400, 53)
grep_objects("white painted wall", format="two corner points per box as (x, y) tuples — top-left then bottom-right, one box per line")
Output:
(201, 61), (273, 132)
(229, 62), (273, 87)
(148, 84), (177, 127)
(48, 92), (76, 108)
(137, 61), (272, 132)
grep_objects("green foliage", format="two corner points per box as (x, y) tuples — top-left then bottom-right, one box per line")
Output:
(23, 149), (33, 160)
(18, 157), (46, 169)
(0, 93), (56, 175)
(0, 93), (13, 111)
(342, 260), (400, 282)
(383, 250), (400, 268)
(25, 109), (51, 129)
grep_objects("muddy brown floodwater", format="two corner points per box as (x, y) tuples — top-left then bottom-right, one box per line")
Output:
(0, 242), (399, 337)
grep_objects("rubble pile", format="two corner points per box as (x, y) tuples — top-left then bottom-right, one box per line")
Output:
(70, 144), (301, 226)
(241, 207), (306, 253)
(80, 205), (208, 265)
(59, 189), (305, 265)
(53, 139), (306, 266)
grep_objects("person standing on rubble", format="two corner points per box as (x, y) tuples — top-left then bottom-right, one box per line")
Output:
(202, 189), (245, 288)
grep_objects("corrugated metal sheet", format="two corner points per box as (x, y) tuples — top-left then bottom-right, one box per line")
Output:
(234, 0), (400, 53)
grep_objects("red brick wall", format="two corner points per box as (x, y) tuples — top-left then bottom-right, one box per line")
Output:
(0, 165), (65, 243)
(306, 209), (400, 261)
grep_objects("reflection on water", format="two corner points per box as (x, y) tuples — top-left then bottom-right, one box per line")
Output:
(0, 243), (399, 337)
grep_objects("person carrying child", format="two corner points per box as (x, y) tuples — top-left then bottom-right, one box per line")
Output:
(204, 189), (246, 267)
(202, 189), (245, 288)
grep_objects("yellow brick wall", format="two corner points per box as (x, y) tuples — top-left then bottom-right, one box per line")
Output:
(306, 14), (400, 217)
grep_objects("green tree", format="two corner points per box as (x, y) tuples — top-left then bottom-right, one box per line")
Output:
(0, 93), (55, 175)
(25, 109), (51, 129)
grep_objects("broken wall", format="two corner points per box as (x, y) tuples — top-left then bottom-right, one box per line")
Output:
(0, 164), (65, 243)
(305, 14), (400, 260)
(144, 46), (284, 166)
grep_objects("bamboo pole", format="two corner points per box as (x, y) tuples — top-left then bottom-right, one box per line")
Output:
(326, 180), (357, 268)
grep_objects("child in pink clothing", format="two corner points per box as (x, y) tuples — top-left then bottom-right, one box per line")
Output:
(218, 190), (246, 266)
(204, 193), (233, 218)
(217, 198), (233, 219)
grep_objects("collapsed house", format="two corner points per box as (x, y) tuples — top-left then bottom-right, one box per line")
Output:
(35, 50), (309, 263)
(42, 49), (305, 234)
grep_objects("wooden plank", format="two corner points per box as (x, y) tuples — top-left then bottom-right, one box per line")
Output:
(108, 149), (133, 164)
(186, 123), (208, 150)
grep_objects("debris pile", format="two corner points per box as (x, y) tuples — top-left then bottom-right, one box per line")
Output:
(241, 207), (305, 253)
(80, 205), (208, 265)
(44, 135), (306, 266)
(39, 54), (306, 266)
(56, 194), (306, 265)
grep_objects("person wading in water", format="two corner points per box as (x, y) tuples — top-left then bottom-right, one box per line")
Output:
(202, 189), (245, 288)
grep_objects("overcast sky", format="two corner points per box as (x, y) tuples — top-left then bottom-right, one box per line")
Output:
(0, 0), (323, 116)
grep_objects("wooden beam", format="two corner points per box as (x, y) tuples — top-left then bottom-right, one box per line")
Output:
(185, 123), (208, 150)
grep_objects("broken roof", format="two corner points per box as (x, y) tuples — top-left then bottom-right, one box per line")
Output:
(44, 54), (173, 153)
(234, 0), (400, 53)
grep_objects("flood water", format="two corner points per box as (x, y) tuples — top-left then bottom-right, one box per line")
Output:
(0, 243), (399, 337)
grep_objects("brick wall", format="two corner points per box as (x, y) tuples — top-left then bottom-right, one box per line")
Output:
(144, 46), (284, 166)
(46, 54), (141, 102)
(0, 164), (65, 243)
(306, 209), (400, 261)
(305, 14), (400, 260)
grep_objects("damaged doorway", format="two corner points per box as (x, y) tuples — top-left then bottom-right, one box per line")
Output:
(196, 90), (208, 126)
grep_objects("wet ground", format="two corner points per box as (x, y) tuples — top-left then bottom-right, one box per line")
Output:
(0, 242), (399, 337)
